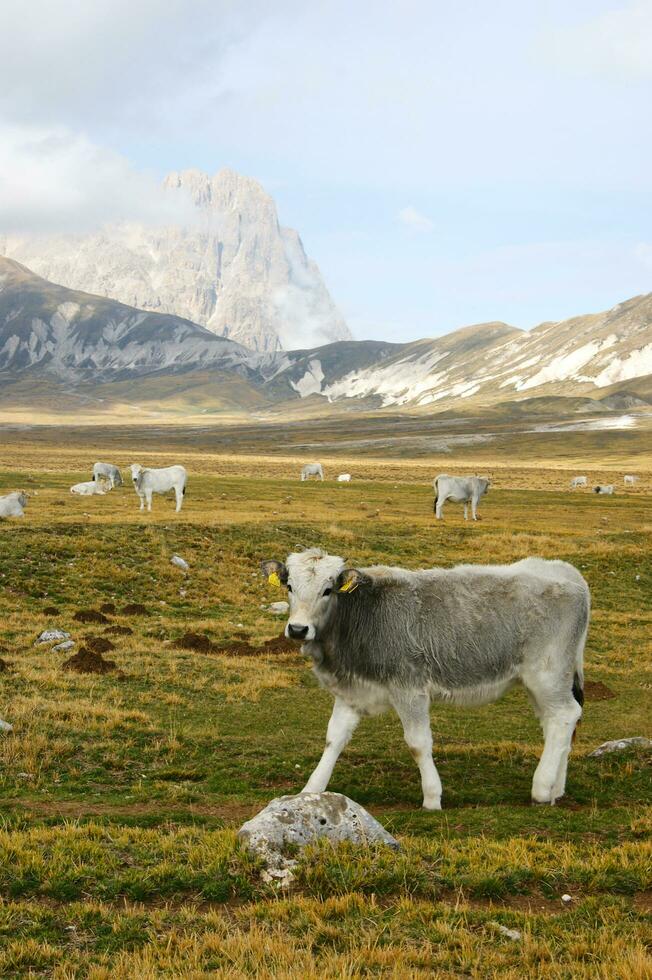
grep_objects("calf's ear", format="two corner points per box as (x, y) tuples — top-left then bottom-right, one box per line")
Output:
(336, 568), (369, 594)
(260, 559), (288, 588)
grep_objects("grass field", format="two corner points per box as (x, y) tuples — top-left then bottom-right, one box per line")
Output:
(0, 430), (650, 977)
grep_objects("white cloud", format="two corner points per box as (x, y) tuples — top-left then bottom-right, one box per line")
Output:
(397, 206), (434, 232)
(0, 125), (195, 233)
(543, 1), (652, 80)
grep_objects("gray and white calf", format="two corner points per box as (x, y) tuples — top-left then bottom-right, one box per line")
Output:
(624, 475), (637, 486)
(301, 462), (324, 482)
(0, 491), (28, 518)
(130, 463), (187, 512)
(433, 474), (490, 520)
(93, 462), (123, 489)
(570, 476), (587, 488)
(594, 485), (614, 495)
(262, 548), (589, 808)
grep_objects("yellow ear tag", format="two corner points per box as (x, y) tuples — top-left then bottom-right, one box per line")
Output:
(268, 572), (281, 588)
(338, 578), (358, 593)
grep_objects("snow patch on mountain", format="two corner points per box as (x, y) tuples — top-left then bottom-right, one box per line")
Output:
(291, 359), (325, 397)
(593, 343), (652, 387)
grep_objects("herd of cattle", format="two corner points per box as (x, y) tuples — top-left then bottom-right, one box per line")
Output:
(0, 462), (644, 522)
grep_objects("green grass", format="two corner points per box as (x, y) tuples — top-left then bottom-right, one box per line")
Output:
(0, 446), (650, 976)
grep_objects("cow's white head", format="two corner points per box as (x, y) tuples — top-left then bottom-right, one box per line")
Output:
(129, 464), (143, 483)
(261, 548), (368, 642)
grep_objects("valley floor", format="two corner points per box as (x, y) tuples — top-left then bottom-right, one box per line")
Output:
(0, 431), (650, 977)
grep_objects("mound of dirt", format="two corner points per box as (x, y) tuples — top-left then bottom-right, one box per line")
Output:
(104, 625), (133, 636)
(84, 636), (116, 654)
(121, 603), (150, 616)
(215, 634), (295, 657)
(0, 658), (12, 671)
(175, 632), (213, 653)
(73, 609), (109, 624)
(42, 606), (61, 616)
(61, 646), (119, 675)
(584, 680), (616, 701)
(99, 602), (116, 615)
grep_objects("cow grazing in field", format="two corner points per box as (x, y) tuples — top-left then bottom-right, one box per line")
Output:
(624, 475), (637, 486)
(301, 463), (324, 482)
(594, 485), (614, 495)
(130, 463), (187, 512)
(71, 480), (109, 496)
(262, 548), (589, 808)
(337, 473), (352, 482)
(433, 474), (490, 521)
(0, 491), (28, 518)
(570, 476), (587, 488)
(92, 462), (123, 489)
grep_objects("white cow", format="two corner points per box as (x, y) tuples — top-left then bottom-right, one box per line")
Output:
(71, 480), (109, 496)
(594, 485), (614, 495)
(301, 463), (324, 482)
(570, 476), (587, 488)
(130, 463), (187, 512)
(92, 462), (123, 488)
(433, 474), (490, 521)
(624, 475), (637, 486)
(0, 491), (28, 518)
(337, 474), (352, 483)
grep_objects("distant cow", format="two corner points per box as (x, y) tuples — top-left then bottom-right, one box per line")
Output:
(624, 475), (637, 486)
(130, 464), (187, 512)
(570, 476), (587, 488)
(0, 491), (28, 518)
(262, 548), (589, 807)
(301, 463), (324, 482)
(93, 462), (123, 489)
(594, 485), (614, 495)
(337, 473), (352, 483)
(71, 480), (109, 496)
(433, 474), (490, 521)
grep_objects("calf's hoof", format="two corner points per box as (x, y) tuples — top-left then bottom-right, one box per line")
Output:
(422, 799), (442, 811)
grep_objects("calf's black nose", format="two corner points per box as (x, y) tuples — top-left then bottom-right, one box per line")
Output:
(288, 623), (309, 640)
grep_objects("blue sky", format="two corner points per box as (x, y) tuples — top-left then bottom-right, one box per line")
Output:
(1, 0), (651, 341)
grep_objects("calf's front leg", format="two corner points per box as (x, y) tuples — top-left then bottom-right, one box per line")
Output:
(391, 692), (442, 810)
(302, 698), (360, 794)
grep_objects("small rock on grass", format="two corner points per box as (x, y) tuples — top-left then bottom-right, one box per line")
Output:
(267, 601), (289, 615)
(170, 555), (189, 572)
(489, 922), (521, 942)
(588, 736), (652, 757)
(52, 640), (75, 652)
(36, 630), (70, 645)
(0, 719), (12, 733)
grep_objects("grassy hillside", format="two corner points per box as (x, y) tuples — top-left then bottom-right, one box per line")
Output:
(0, 436), (649, 976)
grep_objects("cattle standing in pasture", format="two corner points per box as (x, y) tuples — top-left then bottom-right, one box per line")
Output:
(70, 481), (109, 496)
(92, 462), (123, 489)
(337, 474), (352, 483)
(624, 475), (637, 486)
(130, 464), (187, 512)
(594, 485), (614, 495)
(0, 491), (28, 518)
(301, 463), (324, 482)
(262, 548), (589, 808)
(433, 474), (490, 521)
(570, 476), (587, 488)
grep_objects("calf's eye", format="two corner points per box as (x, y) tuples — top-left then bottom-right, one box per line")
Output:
(322, 587), (332, 597)
(287, 584), (293, 593)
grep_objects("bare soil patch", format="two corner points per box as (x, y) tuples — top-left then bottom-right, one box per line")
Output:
(61, 646), (120, 675)
(121, 603), (150, 616)
(105, 624), (133, 636)
(584, 680), (617, 701)
(42, 605), (61, 616)
(73, 609), (110, 624)
(84, 636), (116, 654)
(99, 602), (116, 615)
(216, 634), (295, 657)
(0, 658), (12, 671)
(175, 632), (213, 653)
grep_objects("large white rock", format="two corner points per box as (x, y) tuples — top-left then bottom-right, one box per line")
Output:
(238, 792), (398, 880)
(588, 737), (652, 757)
(1, 168), (350, 353)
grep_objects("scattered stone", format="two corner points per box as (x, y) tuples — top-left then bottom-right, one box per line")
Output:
(61, 647), (120, 675)
(561, 894), (572, 903)
(170, 555), (189, 572)
(99, 602), (116, 615)
(238, 792), (399, 882)
(36, 630), (71, 645)
(588, 737), (652, 757)
(0, 718), (12, 732)
(73, 609), (109, 624)
(104, 625), (133, 636)
(490, 922), (522, 941)
(583, 681), (616, 701)
(42, 606), (61, 616)
(121, 603), (150, 616)
(52, 640), (75, 653)
(267, 601), (289, 615)
(175, 632), (213, 653)
(84, 636), (116, 654)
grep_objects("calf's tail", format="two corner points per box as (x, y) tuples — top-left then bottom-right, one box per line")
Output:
(433, 478), (439, 513)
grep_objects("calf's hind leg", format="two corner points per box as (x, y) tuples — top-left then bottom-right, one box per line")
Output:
(302, 698), (360, 794)
(391, 692), (442, 810)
